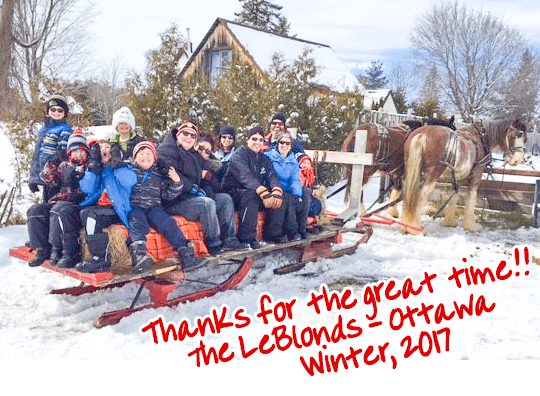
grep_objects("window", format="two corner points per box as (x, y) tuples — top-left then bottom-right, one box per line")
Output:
(209, 49), (232, 88)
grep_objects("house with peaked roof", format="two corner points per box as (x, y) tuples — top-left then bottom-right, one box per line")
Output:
(179, 18), (365, 95)
(363, 89), (397, 113)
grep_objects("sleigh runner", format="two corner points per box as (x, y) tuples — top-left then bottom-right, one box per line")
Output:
(10, 212), (373, 328)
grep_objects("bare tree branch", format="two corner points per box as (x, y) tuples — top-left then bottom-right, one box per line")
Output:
(410, 1), (526, 121)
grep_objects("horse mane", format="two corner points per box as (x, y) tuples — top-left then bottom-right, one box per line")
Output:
(481, 119), (526, 150)
(427, 115), (456, 130)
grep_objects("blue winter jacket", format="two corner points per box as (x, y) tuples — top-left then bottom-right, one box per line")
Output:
(30, 118), (73, 185)
(79, 165), (137, 228)
(264, 147), (303, 198)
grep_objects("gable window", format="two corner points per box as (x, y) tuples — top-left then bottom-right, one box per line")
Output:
(209, 49), (232, 88)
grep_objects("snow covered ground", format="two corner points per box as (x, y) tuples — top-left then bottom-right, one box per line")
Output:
(1, 123), (539, 394)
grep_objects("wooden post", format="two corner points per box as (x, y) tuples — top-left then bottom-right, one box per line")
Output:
(337, 129), (368, 223)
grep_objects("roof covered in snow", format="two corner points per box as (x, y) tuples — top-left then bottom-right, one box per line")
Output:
(183, 18), (364, 94)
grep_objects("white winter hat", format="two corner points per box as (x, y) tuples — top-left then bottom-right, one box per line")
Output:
(112, 107), (136, 133)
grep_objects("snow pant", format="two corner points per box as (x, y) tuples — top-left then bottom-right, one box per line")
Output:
(230, 188), (286, 242)
(165, 196), (221, 249)
(214, 192), (237, 243)
(128, 206), (188, 249)
(80, 206), (122, 260)
(285, 188), (311, 237)
(27, 201), (81, 252)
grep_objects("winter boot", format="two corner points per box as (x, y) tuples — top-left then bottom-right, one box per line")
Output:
(48, 247), (63, 266)
(76, 233), (111, 273)
(57, 232), (82, 269)
(129, 240), (154, 274)
(177, 242), (198, 271)
(29, 247), (51, 267)
(222, 236), (250, 251)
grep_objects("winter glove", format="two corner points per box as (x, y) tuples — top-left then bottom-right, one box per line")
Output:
(87, 143), (103, 174)
(29, 182), (39, 193)
(256, 186), (271, 202)
(110, 145), (124, 169)
(156, 157), (170, 176)
(70, 166), (86, 185)
(270, 187), (283, 209)
(49, 156), (63, 168)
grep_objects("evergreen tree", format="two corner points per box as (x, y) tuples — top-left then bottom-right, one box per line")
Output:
(235, 0), (291, 36)
(126, 24), (188, 140)
(363, 61), (387, 89)
(392, 88), (408, 114)
(414, 66), (445, 118)
(494, 49), (539, 121)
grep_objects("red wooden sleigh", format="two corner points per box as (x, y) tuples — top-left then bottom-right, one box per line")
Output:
(10, 213), (373, 328)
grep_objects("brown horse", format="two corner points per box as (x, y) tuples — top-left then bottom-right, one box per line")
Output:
(342, 117), (455, 217)
(401, 119), (527, 234)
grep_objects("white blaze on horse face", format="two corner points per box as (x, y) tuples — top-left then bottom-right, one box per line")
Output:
(505, 133), (526, 166)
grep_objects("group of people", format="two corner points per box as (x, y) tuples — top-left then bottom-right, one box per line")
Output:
(26, 94), (322, 274)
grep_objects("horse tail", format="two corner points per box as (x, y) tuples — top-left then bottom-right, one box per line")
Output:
(403, 133), (427, 217)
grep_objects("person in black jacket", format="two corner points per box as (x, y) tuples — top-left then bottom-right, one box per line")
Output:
(127, 140), (197, 273)
(27, 130), (89, 268)
(221, 126), (286, 248)
(195, 133), (245, 250)
(157, 122), (243, 254)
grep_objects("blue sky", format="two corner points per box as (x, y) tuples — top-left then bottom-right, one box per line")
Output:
(90, 0), (540, 79)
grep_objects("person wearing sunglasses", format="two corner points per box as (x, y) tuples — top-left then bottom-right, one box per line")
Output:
(221, 126), (287, 248)
(157, 122), (230, 255)
(109, 107), (145, 168)
(214, 124), (237, 163)
(192, 133), (247, 251)
(29, 94), (73, 202)
(264, 131), (305, 241)
(264, 112), (305, 155)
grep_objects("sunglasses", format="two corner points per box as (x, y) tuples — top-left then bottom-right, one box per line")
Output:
(250, 136), (264, 142)
(49, 107), (64, 114)
(221, 135), (234, 140)
(278, 140), (292, 146)
(198, 147), (212, 155)
(272, 121), (284, 126)
(180, 131), (197, 139)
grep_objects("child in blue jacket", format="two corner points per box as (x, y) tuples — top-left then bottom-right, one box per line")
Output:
(29, 94), (73, 202)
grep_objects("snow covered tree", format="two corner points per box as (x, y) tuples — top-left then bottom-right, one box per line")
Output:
(126, 24), (189, 140)
(235, 0), (291, 36)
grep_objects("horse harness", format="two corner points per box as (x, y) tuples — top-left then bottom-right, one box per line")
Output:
(440, 126), (492, 192)
(373, 123), (412, 175)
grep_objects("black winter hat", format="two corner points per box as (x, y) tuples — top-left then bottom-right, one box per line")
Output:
(248, 126), (265, 138)
(219, 124), (236, 139)
(47, 94), (69, 116)
(271, 112), (286, 124)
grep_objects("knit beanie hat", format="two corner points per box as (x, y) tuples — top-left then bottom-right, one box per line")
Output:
(133, 140), (157, 161)
(174, 121), (199, 139)
(248, 126), (265, 138)
(67, 129), (89, 154)
(47, 94), (69, 116)
(219, 124), (236, 140)
(272, 112), (286, 125)
(297, 153), (315, 187)
(112, 107), (136, 132)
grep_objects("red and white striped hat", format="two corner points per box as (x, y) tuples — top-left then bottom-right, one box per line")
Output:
(133, 140), (157, 160)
